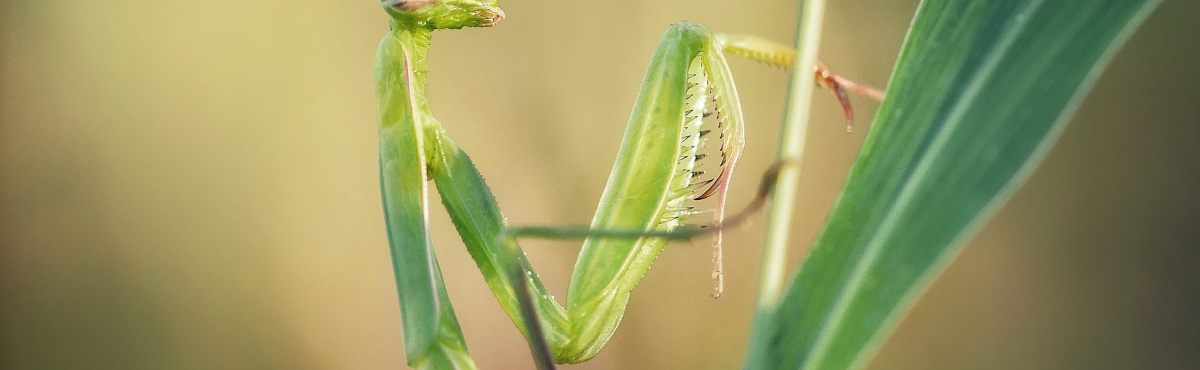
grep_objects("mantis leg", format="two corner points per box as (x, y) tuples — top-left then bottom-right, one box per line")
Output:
(377, 26), (478, 369)
(715, 33), (886, 131)
(426, 21), (747, 364)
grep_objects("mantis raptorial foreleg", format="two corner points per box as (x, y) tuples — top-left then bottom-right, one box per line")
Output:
(375, 1), (881, 367)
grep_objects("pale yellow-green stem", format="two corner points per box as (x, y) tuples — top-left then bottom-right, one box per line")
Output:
(757, 0), (825, 314)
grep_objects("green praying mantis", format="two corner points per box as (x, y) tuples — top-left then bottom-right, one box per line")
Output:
(374, 0), (882, 368)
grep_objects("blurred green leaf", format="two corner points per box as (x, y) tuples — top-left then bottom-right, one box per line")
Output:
(750, 1), (1160, 369)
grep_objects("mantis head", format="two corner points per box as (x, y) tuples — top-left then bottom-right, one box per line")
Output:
(382, 0), (505, 29)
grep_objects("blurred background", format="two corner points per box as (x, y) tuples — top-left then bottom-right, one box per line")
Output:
(1, 1), (1197, 369)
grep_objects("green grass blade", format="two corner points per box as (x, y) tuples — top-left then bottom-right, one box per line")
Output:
(751, 1), (1161, 369)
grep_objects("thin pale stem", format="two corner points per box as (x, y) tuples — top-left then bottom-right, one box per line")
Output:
(745, 1), (825, 362)
(755, 0), (825, 313)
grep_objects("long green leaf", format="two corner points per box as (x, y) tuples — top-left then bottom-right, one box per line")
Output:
(750, 1), (1160, 369)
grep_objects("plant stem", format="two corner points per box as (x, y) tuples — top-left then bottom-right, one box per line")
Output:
(746, 1), (825, 362)
(754, 0), (825, 313)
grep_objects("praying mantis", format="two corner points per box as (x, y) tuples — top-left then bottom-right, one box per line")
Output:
(374, 0), (881, 368)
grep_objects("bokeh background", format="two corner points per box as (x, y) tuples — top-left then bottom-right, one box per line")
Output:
(2, 1), (1197, 369)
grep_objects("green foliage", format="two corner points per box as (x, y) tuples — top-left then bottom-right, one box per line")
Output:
(746, 1), (1160, 369)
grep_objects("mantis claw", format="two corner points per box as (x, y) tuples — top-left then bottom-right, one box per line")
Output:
(816, 62), (856, 132)
(714, 33), (885, 132)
